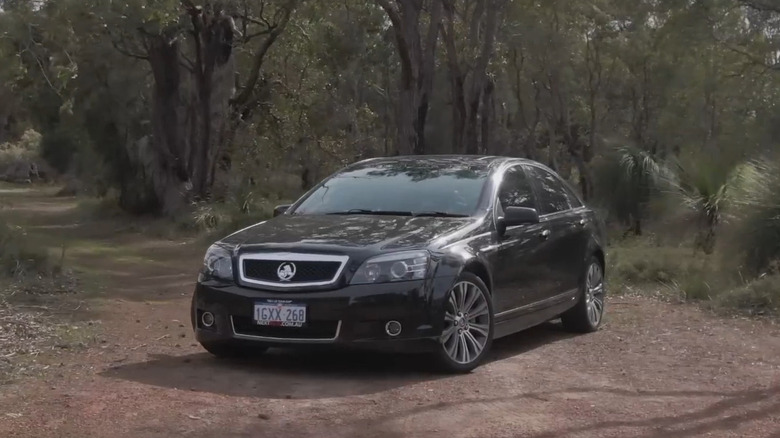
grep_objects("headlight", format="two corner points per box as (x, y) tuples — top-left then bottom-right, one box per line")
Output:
(350, 251), (429, 285)
(201, 244), (233, 281)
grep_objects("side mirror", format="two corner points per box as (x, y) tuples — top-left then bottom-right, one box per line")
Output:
(496, 206), (539, 236)
(504, 206), (540, 227)
(273, 204), (291, 217)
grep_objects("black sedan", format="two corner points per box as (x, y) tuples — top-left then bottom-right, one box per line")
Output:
(191, 155), (607, 372)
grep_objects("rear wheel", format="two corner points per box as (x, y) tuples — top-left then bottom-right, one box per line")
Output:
(435, 272), (494, 373)
(561, 256), (605, 333)
(201, 342), (268, 359)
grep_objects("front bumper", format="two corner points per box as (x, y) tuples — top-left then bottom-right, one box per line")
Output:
(191, 276), (456, 353)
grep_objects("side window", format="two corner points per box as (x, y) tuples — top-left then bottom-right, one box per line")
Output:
(497, 166), (536, 210)
(525, 165), (572, 215)
(563, 185), (584, 209)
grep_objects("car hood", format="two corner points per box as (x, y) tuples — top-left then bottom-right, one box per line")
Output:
(220, 214), (478, 252)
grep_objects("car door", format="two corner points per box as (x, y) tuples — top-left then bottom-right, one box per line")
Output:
(524, 164), (590, 299)
(490, 165), (547, 314)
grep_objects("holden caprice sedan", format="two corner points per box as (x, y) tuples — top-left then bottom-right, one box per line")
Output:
(191, 155), (607, 373)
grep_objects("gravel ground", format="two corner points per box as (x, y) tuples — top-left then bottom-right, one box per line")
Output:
(0, 295), (778, 438)
(0, 186), (778, 438)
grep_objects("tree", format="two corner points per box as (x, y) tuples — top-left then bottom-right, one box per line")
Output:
(106, 0), (299, 214)
(440, 0), (506, 155)
(374, 0), (443, 155)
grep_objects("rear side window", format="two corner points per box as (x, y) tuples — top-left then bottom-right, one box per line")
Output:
(497, 166), (536, 209)
(524, 165), (572, 215)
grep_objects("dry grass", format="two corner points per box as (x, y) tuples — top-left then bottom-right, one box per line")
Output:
(0, 276), (95, 384)
(0, 219), (52, 277)
(0, 214), (93, 383)
(608, 238), (780, 317)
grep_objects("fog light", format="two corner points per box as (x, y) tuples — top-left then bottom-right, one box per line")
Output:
(201, 312), (215, 328)
(385, 320), (402, 337)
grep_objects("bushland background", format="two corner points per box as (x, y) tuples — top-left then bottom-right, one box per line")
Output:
(2, 0), (780, 377)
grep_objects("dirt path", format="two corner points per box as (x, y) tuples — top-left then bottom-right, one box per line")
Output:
(1, 187), (779, 438)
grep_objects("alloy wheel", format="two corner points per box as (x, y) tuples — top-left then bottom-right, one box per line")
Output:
(584, 262), (604, 326)
(441, 281), (491, 365)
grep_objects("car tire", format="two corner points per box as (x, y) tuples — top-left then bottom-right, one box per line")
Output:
(434, 272), (495, 374)
(561, 255), (605, 333)
(201, 342), (268, 360)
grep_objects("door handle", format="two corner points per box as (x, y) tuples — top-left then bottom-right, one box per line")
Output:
(540, 229), (551, 239)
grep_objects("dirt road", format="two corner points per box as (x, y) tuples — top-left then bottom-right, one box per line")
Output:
(1, 187), (779, 438)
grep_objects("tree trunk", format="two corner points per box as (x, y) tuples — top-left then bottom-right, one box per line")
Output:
(441, 0), (466, 153)
(138, 8), (237, 216)
(480, 79), (494, 154)
(189, 7), (236, 200)
(377, 0), (442, 155)
(442, 0), (503, 155)
(146, 36), (192, 215)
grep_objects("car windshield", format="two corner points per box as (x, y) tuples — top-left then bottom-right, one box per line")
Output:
(291, 159), (490, 217)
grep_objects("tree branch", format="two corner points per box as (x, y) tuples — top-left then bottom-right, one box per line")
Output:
(724, 44), (780, 71)
(376, 0), (416, 88)
(110, 38), (148, 60)
(740, 0), (780, 13)
(243, 28), (273, 43)
(375, 0), (402, 30)
(231, 0), (298, 107)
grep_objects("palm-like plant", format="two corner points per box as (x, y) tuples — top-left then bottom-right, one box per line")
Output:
(661, 157), (734, 254)
(722, 158), (780, 276)
(593, 145), (667, 236)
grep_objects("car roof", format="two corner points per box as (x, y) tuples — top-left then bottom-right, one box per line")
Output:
(346, 154), (531, 172)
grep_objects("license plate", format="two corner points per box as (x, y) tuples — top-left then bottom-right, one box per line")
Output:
(253, 301), (307, 327)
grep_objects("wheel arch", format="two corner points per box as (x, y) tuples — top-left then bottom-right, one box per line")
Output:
(593, 247), (605, 272)
(461, 260), (493, 294)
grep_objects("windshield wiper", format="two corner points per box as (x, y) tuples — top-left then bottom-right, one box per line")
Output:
(327, 209), (414, 216)
(412, 211), (469, 218)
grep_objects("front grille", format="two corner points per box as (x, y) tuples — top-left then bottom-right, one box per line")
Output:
(243, 259), (342, 284)
(238, 253), (349, 288)
(232, 316), (340, 340)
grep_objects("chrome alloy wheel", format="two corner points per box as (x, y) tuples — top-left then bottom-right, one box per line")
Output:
(584, 262), (605, 326)
(441, 281), (491, 365)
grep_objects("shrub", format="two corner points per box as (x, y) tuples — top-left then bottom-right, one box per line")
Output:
(0, 129), (43, 181)
(607, 241), (710, 287)
(193, 196), (275, 237)
(713, 275), (780, 315)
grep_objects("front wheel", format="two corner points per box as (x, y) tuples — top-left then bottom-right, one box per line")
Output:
(561, 256), (605, 333)
(435, 273), (494, 373)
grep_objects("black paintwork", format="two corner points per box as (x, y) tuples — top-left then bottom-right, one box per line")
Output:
(191, 155), (606, 353)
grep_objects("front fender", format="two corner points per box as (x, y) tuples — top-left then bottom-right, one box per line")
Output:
(424, 249), (493, 334)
